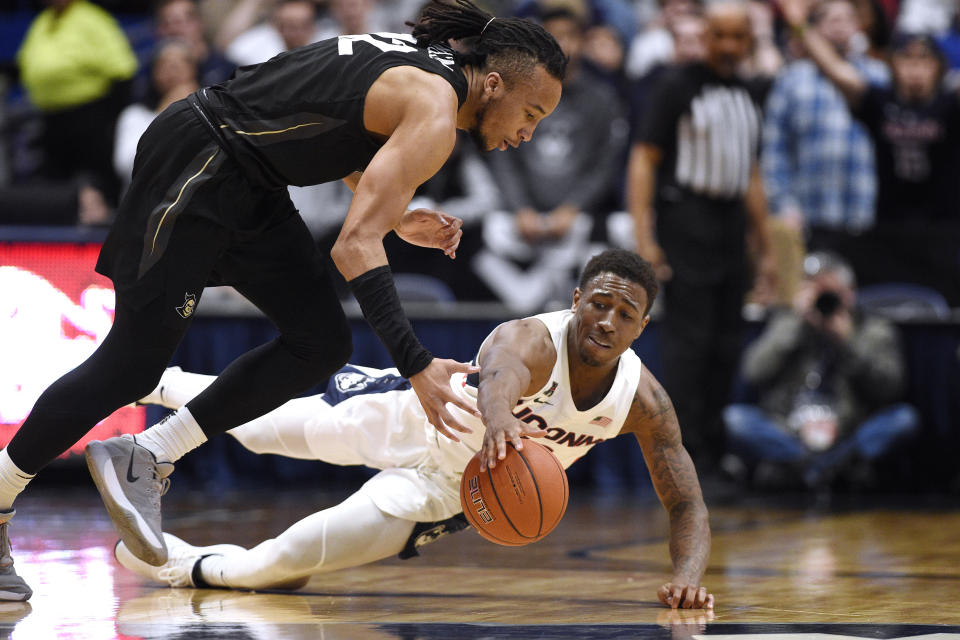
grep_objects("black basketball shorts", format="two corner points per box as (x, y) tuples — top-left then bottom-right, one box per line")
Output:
(96, 100), (336, 330)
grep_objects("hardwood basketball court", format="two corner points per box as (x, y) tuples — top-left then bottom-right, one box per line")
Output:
(4, 484), (958, 639)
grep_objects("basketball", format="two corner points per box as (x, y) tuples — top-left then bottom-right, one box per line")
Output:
(459, 440), (569, 546)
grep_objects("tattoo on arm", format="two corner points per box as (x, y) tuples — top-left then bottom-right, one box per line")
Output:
(633, 383), (711, 583)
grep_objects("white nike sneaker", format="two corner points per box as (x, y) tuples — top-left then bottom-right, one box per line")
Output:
(137, 367), (184, 407)
(115, 532), (243, 588)
(86, 435), (173, 566)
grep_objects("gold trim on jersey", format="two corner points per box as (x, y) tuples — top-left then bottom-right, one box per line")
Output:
(151, 149), (219, 253)
(219, 122), (328, 136)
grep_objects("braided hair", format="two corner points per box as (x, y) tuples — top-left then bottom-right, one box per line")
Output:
(407, 0), (567, 84)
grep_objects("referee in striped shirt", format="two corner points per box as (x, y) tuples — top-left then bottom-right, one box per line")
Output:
(626, 1), (776, 475)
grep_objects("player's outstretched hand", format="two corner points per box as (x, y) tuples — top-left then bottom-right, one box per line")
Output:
(479, 414), (548, 472)
(658, 581), (715, 610)
(394, 208), (463, 258)
(409, 358), (481, 442)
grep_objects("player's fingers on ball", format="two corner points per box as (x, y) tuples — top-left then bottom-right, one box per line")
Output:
(483, 438), (500, 469)
(497, 434), (509, 460)
(479, 444), (491, 471)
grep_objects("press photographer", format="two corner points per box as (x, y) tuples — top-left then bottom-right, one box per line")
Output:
(722, 252), (920, 491)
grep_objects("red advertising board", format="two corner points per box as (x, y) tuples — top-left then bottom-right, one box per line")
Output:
(0, 242), (146, 457)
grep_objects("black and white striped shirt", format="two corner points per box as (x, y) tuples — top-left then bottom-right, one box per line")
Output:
(638, 62), (762, 200)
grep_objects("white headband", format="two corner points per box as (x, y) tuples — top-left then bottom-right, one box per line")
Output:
(481, 16), (495, 36)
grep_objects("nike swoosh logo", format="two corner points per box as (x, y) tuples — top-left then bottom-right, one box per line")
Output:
(126, 447), (140, 483)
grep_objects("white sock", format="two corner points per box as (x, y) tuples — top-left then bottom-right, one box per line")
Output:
(197, 554), (230, 588)
(140, 367), (217, 410)
(137, 407), (208, 463)
(0, 449), (35, 511)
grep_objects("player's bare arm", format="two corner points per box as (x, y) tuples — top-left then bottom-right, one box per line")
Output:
(476, 318), (556, 470)
(621, 372), (713, 609)
(331, 66), (460, 278)
(331, 66), (480, 441)
(342, 170), (463, 258)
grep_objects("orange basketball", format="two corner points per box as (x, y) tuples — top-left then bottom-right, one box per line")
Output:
(459, 440), (569, 546)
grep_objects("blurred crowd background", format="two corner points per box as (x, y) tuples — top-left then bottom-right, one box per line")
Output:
(0, 0), (958, 497)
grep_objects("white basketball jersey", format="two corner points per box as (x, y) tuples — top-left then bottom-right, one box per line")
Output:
(429, 309), (643, 473)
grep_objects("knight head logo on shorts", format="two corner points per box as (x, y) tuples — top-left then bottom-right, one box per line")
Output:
(176, 293), (197, 319)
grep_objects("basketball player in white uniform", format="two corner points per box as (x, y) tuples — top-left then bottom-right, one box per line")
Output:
(116, 250), (714, 610)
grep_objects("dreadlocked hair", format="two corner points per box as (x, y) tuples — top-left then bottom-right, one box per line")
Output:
(407, 0), (567, 84)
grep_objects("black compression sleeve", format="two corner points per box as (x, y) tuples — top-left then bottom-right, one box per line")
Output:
(347, 265), (433, 378)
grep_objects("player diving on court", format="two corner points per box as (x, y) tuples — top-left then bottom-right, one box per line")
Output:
(116, 250), (715, 610)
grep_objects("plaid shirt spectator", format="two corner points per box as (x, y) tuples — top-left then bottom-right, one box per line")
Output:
(762, 58), (889, 231)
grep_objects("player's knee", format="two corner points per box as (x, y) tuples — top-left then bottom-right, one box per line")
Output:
(283, 326), (353, 378)
(227, 423), (272, 455)
(107, 359), (168, 405)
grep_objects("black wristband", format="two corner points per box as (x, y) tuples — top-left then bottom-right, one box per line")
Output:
(348, 265), (433, 378)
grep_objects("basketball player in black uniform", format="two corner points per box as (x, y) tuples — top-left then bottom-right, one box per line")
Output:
(0, 0), (565, 600)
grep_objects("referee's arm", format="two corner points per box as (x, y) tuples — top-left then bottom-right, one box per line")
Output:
(627, 143), (670, 280)
(745, 164), (777, 299)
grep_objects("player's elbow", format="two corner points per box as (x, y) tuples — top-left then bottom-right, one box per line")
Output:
(330, 229), (380, 279)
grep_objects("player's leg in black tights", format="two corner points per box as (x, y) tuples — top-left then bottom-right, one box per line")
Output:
(185, 215), (353, 439)
(7, 293), (190, 475)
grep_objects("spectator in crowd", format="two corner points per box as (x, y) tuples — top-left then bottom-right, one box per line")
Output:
(317, 0), (387, 39)
(514, 0), (639, 45)
(742, 0), (783, 79)
(779, 0), (960, 304)
(895, 0), (956, 35)
(626, 0), (703, 79)
(475, 6), (627, 313)
(16, 0), (138, 210)
(939, 12), (960, 90)
(115, 40), (200, 190)
(153, 0), (234, 90)
(724, 251), (919, 491)
(628, 13), (706, 140)
(221, 0), (323, 67)
(852, 0), (892, 53)
(762, 0), (889, 236)
(582, 23), (630, 99)
(627, 1), (776, 475)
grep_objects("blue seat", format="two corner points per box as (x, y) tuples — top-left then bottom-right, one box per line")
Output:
(393, 273), (456, 303)
(857, 283), (951, 321)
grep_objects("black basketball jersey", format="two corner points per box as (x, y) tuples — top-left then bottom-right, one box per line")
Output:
(188, 33), (469, 189)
